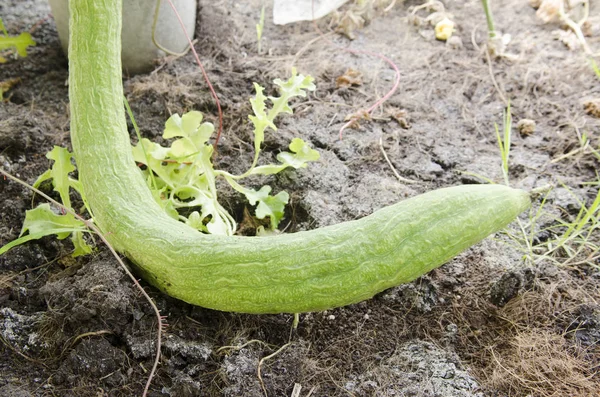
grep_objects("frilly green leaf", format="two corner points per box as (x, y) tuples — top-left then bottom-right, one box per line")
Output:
(20, 204), (86, 239)
(255, 190), (289, 229)
(33, 146), (86, 211)
(251, 138), (320, 176)
(0, 203), (93, 257)
(0, 32), (35, 60)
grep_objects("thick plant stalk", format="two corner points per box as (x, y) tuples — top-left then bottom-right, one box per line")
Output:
(69, 0), (531, 314)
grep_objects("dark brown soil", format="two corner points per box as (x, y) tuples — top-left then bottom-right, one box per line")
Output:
(1, 0), (599, 396)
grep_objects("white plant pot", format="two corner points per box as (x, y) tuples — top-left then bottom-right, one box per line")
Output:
(49, 0), (197, 74)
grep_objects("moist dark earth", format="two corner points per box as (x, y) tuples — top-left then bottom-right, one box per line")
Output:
(1, 0), (600, 396)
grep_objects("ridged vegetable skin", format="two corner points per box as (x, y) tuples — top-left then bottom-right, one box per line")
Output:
(69, 0), (531, 314)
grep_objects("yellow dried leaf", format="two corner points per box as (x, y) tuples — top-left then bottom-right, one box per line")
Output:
(336, 68), (363, 88)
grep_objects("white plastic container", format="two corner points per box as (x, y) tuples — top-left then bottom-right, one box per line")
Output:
(49, 0), (197, 74)
(273, 0), (349, 25)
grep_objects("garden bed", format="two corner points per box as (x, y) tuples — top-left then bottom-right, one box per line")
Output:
(1, 0), (599, 396)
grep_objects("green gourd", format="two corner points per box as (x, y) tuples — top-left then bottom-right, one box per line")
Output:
(68, 0), (531, 314)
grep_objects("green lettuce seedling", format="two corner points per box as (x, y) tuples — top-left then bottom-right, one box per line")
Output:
(1, 72), (320, 255)
(0, 147), (92, 257)
(0, 17), (35, 63)
(132, 69), (319, 235)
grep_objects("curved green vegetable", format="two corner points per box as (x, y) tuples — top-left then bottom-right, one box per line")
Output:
(68, 0), (531, 314)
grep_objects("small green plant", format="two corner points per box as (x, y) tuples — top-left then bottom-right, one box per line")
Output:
(591, 59), (600, 80)
(0, 147), (92, 257)
(132, 69), (319, 235)
(550, 127), (600, 164)
(507, 182), (600, 268)
(0, 17), (35, 63)
(480, 0), (513, 57)
(480, 0), (496, 39)
(495, 102), (512, 186)
(0, 70), (319, 256)
(486, 104), (599, 269)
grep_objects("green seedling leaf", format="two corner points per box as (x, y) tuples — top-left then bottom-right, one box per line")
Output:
(33, 146), (86, 211)
(0, 229), (79, 256)
(244, 185), (271, 206)
(256, 190), (289, 229)
(0, 32), (36, 60)
(279, 137), (320, 167)
(268, 68), (315, 120)
(256, 5), (265, 53)
(133, 112), (234, 235)
(249, 83), (277, 151)
(163, 112), (214, 159)
(20, 204), (86, 238)
(0, 204), (91, 257)
(43, 146), (76, 208)
(251, 138), (320, 175)
(591, 59), (600, 80)
(134, 76), (316, 236)
(164, 111), (203, 138)
(172, 188), (231, 235)
(225, 178), (289, 229)
(185, 211), (204, 230)
(133, 138), (190, 188)
(71, 230), (93, 257)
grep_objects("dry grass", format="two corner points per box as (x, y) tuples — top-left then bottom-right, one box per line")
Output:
(449, 273), (600, 397)
(485, 330), (597, 397)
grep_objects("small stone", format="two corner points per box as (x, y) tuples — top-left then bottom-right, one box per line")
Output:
(529, 0), (542, 8)
(489, 268), (534, 307)
(446, 35), (463, 49)
(516, 119), (536, 136)
(408, 14), (423, 26)
(584, 99), (600, 118)
(327, 314), (336, 321)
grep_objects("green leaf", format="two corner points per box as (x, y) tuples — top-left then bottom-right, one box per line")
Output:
(133, 139), (188, 188)
(205, 209), (231, 235)
(244, 185), (272, 206)
(170, 138), (198, 159)
(284, 138), (320, 164)
(256, 5), (265, 42)
(0, 32), (35, 58)
(192, 122), (214, 148)
(181, 111), (204, 136)
(0, 204), (90, 257)
(255, 190), (289, 229)
(43, 146), (76, 208)
(33, 169), (52, 189)
(268, 69), (315, 120)
(34, 146), (82, 211)
(251, 138), (320, 175)
(20, 204), (86, 239)
(224, 177), (288, 229)
(164, 111), (202, 139)
(71, 230), (93, 257)
(249, 83), (277, 151)
(185, 211), (204, 230)
(0, 229), (81, 256)
(130, 75), (316, 236)
(162, 111), (214, 159)
(155, 190), (180, 220)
